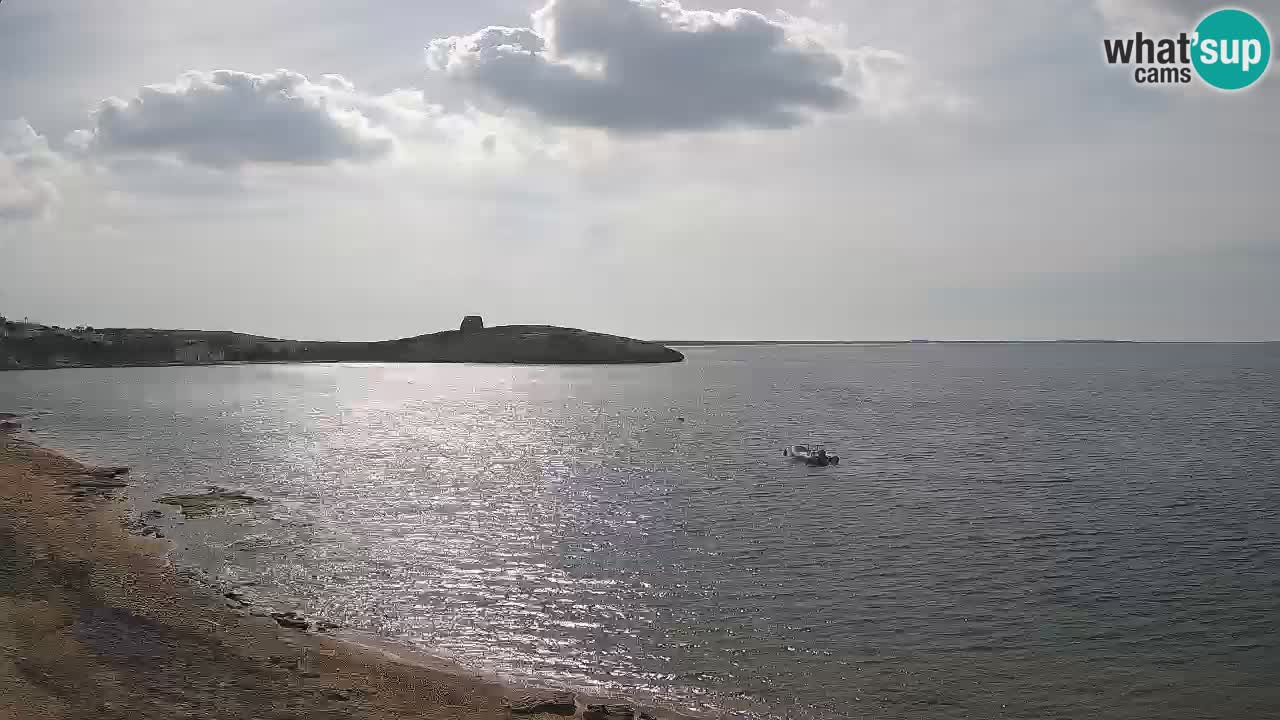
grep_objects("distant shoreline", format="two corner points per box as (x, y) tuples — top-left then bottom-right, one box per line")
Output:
(661, 340), (1280, 346)
(0, 317), (685, 370)
(0, 356), (684, 373)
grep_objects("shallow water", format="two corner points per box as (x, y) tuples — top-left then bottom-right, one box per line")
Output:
(4, 344), (1279, 719)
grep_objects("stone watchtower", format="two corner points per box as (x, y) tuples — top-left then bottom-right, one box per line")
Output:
(460, 315), (484, 332)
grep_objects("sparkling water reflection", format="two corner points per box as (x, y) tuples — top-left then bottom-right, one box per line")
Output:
(3, 344), (1280, 719)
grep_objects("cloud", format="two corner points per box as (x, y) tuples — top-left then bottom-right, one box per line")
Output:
(1094, 0), (1217, 37)
(69, 69), (416, 168)
(426, 0), (853, 133)
(0, 120), (60, 221)
(847, 48), (973, 119)
(0, 161), (57, 221)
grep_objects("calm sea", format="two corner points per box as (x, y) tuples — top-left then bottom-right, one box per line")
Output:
(3, 344), (1279, 719)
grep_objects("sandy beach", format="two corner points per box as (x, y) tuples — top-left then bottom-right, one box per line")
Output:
(0, 431), (667, 720)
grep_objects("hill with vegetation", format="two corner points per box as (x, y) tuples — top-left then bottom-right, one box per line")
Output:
(0, 315), (684, 369)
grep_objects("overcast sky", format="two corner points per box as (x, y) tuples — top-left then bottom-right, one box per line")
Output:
(1, 0), (1276, 341)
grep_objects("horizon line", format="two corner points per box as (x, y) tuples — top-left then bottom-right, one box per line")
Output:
(656, 339), (1280, 345)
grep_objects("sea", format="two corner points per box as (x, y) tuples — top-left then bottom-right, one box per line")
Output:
(3, 343), (1278, 719)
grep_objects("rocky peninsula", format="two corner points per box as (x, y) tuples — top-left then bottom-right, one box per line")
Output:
(0, 315), (684, 370)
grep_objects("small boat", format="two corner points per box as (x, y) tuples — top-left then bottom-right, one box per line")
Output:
(783, 444), (840, 466)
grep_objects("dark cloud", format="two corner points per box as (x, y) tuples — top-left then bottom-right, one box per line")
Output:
(71, 70), (399, 168)
(427, 0), (851, 133)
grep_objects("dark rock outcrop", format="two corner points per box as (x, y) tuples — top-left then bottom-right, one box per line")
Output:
(155, 489), (261, 518)
(505, 690), (578, 715)
(460, 315), (484, 332)
(584, 703), (656, 720)
(73, 477), (129, 489)
(270, 611), (310, 631)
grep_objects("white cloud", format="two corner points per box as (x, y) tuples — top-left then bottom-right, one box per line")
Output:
(1095, 0), (1216, 36)
(69, 69), (420, 168)
(426, 0), (854, 133)
(847, 47), (973, 119)
(0, 120), (61, 221)
(0, 161), (57, 221)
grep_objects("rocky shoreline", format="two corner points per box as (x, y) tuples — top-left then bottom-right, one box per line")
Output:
(0, 419), (704, 720)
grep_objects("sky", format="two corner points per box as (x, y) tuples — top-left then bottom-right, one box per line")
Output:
(1, 0), (1277, 341)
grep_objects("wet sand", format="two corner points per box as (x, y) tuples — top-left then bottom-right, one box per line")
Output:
(0, 432), (667, 720)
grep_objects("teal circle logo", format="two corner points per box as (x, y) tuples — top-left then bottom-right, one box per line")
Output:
(1192, 8), (1271, 90)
